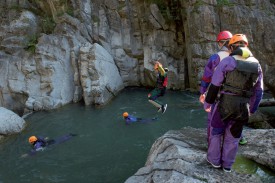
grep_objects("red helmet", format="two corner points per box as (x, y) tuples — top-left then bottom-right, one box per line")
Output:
(216, 31), (232, 42)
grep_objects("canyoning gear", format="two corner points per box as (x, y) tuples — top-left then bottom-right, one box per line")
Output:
(29, 136), (38, 144)
(123, 113), (158, 124)
(205, 46), (263, 170)
(229, 34), (248, 46)
(200, 33), (232, 146)
(205, 84), (220, 104)
(124, 114), (139, 123)
(221, 47), (259, 100)
(207, 57), (263, 114)
(27, 134), (76, 155)
(123, 112), (129, 118)
(31, 137), (48, 152)
(217, 31), (232, 50)
(230, 47), (252, 58)
(156, 73), (168, 89)
(216, 31), (232, 42)
(201, 31), (232, 95)
(148, 61), (168, 112)
(222, 60), (259, 98)
(217, 50), (230, 60)
(200, 47), (230, 95)
(155, 62), (168, 89)
(207, 122), (240, 170)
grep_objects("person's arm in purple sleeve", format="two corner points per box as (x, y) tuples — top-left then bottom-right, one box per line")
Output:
(125, 117), (131, 125)
(249, 65), (264, 114)
(200, 54), (221, 104)
(200, 54), (220, 94)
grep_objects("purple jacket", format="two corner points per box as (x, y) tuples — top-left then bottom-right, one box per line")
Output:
(125, 114), (138, 123)
(32, 137), (47, 152)
(200, 47), (230, 94)
(208, 54), (263, 113)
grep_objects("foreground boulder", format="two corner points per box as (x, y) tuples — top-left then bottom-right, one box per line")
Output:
(125, 127), (275, 183)
(0, 107), (26, 135)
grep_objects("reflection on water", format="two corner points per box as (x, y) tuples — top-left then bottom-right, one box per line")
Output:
(0, 88), (274, 182)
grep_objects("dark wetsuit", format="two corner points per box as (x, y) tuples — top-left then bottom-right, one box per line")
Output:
(124, 114), (157, 125)
(30, 134), (76, 154)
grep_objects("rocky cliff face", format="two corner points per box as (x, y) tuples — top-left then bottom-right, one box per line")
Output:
(0, 0), (274, 115)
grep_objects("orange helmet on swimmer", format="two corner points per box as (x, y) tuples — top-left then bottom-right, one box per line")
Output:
(29, 136), (37, 143)
(229, 34), (248, 46)
(216, 31), (232, 42)
(123, 112), (129, 118)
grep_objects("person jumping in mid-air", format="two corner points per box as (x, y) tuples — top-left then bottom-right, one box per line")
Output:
(148, 61), (168, 114)
(122, 112), (157, 125)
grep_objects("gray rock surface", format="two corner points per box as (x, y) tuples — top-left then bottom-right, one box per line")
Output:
(0, 107), (25, 135)
(79, 43), (124, 105)
(125, 127), (275, 183)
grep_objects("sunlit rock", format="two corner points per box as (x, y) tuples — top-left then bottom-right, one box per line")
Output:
(0, 107), (25, 135)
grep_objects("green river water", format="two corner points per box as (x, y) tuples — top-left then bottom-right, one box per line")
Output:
(0, 88), (274, 183)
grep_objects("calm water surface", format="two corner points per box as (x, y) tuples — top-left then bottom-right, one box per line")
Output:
(0, 88), (274, 183)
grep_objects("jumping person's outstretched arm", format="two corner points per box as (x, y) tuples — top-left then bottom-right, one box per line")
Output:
(156, 62), (165, 76)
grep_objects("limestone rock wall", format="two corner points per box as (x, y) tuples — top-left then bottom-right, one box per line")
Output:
(0, 0), (274, 115)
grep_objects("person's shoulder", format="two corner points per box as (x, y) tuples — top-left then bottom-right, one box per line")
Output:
(209, 53), (219, 61)
(217, 56), (235, 68)
(217, 50), (230, 60)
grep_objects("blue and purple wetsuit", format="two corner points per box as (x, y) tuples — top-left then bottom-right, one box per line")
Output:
(204, 47), (263, 170)
(30, 134), (76, 154)
(200, 46), (230, 144)
(124, 114), (157, 125)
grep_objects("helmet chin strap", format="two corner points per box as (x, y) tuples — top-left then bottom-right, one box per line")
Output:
(218, 40), (228, 51)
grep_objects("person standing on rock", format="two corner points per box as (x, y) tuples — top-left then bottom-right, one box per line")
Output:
(199, 30), (232, 144)
(148, 61), (168, 114)
(199, 30), (247, 145)
(203, 34), (263, 172)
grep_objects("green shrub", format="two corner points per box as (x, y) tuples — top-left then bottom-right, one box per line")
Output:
(217, 0), (234, 6)
(41, 16), (56, 34)
(25, 35), (38, 53)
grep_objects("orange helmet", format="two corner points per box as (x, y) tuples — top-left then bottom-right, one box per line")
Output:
(216, 31), (232, 42)
(123, 112), (129, 118)
(229, 34), (248, 46)
(29, 136), (37, 143)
